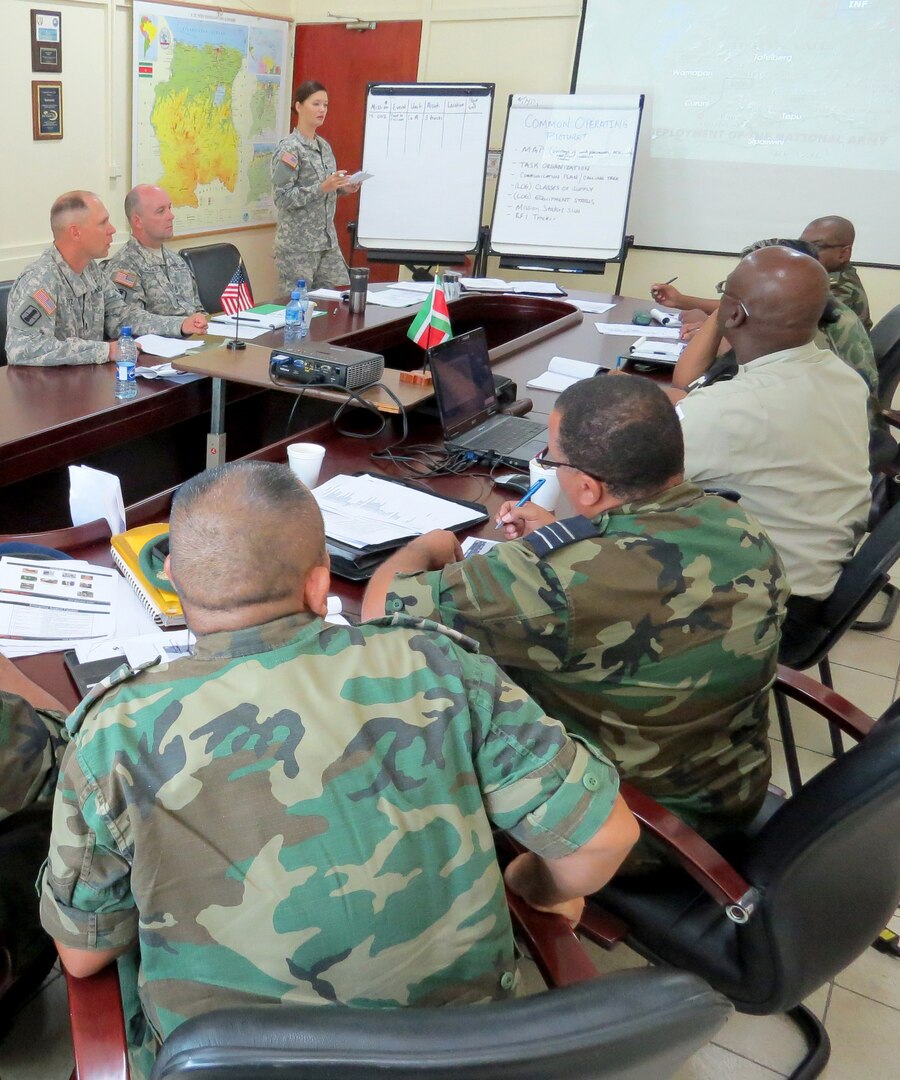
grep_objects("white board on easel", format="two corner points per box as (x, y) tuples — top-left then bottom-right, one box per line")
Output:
(490, 94), (643, 264)
(356, 83), (494, 256)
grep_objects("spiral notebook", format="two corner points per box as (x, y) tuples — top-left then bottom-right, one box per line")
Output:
(110, 523), (185, 627)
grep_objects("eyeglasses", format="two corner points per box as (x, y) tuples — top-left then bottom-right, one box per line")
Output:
(805, 240), (845, 252)
(715, 280), (751, 319)
(535, 446), (604, 483)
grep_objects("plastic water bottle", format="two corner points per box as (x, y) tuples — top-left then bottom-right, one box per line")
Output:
(285, 291), (302, 344)
(295, 279), (309, 340)
(114, 327), (137, 400)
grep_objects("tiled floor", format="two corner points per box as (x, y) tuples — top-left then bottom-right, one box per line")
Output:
(2, 598), (898, 1079)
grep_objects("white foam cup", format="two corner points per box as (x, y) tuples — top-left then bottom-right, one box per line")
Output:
(287, 443), (326, 488)
(528, 457), (562, 512)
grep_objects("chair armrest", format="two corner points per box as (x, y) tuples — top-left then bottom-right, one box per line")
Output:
(775, 667), (874, 742)
(619, 782), (755, 917)
(881, 408), (900, 430)
(64, 965), (130, 1080)
(506, 887), (600, 988)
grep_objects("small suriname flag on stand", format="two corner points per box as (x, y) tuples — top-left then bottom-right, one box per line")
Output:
(220, 265), (254, 316)
(407, 274), (452, 349)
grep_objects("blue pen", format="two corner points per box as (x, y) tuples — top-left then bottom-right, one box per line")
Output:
(495, 477), (546, 529)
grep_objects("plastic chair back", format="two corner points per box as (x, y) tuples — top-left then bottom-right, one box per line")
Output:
(150, 969), (731, 1080)
(736, 704), (900, 1006)
(178, 244), (247, 317)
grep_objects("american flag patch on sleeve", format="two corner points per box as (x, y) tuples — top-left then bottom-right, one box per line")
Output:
(113, 270), (137, 288)
(280, 151), (298, 169)
(32, 288), (57, 315)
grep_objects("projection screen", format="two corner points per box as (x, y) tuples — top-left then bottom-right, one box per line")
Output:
(572, 0), (899, 264)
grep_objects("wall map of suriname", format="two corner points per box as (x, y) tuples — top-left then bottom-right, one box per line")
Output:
(132, 2), (291, 234)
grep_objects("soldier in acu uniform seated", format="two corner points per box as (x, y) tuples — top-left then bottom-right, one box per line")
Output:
(39, 461), (637, 1078)
(104, 184), (207, 337)
(6, 190), (197, 367)
(364, 375), (788, 864)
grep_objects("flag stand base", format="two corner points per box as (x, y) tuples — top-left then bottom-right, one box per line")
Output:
(399, 369), (432, 387)
(226, 340), (247, 351)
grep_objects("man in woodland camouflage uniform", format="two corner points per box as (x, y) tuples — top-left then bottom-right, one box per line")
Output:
(800, 215), (871, 330)
(104, 185), (207, 336)
(6, 191), (198, 366)
(0, 656), (69, 1027)
(364, 375), (787, 851)
(40, 462), (637, 1074)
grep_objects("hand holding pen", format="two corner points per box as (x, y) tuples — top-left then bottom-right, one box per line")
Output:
(494, 478), (556, 539)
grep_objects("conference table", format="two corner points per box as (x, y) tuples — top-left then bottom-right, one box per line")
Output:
(7, 286), (660, 707)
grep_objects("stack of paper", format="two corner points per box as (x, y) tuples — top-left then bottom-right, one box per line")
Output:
(460, 278), (566, 296)
(135, 335), (206, 359)
(365, 290), (423, 308)
(314, 474), (483, 549)
(594, 322), (682, 339)
(527, 356), (604, 392)
(0, 555), (118, 658)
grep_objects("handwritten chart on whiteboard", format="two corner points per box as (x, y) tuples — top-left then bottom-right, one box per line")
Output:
(491, 94), (643, 263)
(356, 84), (494, 255)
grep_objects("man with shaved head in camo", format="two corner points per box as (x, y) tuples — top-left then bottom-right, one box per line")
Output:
(39, 461), (637, 1076)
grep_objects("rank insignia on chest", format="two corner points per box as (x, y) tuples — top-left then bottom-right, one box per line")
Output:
(113, 270), (137, 289)
(280, 150), (299, 169)
(32, 288), (57, 315)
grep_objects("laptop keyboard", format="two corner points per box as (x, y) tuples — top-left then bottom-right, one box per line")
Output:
(465, 418), (545, 454)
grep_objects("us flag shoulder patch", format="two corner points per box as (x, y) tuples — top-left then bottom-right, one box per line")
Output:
(113, 270), (137, 288)
(32, 288), (57, 315)
(280, 150), (298, 169)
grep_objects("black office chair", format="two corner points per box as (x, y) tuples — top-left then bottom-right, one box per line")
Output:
(0, 278), (13, 366)
(868, 303), (900, 509)
(178, 244), (249, 316)
(62, 899), (732, 1080)
(582, 668), (900, 1080)
(0, 806), (57, 1039)
(775, 498), (900, 791)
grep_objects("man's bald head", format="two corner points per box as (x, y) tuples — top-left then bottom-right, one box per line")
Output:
(168, 462), (327, 627)
(800, 216), (855, 272)
(716, 246), (830, 363)
(50, 191), (97, 236)
(125, 184), (177, 246)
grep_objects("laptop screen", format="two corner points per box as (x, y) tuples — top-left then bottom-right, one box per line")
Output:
(428, 328), (497, 438)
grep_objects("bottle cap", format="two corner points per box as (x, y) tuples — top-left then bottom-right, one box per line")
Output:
(121, 326), (132, 336)
(296, 279), (306, 288)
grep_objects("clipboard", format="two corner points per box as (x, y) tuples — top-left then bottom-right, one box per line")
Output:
(325, 472), (488, 582)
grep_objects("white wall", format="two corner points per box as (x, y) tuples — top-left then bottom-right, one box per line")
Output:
(2, 0), (896, 318)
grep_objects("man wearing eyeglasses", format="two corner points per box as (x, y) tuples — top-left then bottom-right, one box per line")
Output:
(799, 216), (871, 330)
(363, 375), (788, 863)
(671, 245), (870, 655)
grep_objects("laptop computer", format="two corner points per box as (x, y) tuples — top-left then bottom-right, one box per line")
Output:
(428, 328), (548, 469)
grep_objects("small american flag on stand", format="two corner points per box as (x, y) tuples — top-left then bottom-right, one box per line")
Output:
(220, 265), (254, 316)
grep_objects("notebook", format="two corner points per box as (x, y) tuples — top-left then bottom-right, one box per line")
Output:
(110, 523), (185, 627)
(428, 328), (547, 469)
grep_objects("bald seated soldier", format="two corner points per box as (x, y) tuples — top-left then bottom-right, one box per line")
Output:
(40, 461), (637, 1075)
(105, 185), (207, 337)
(6, 191), (193, 367)
(363, 375), (788, 859)
(800, 215), (871, 330)
(671, 246), (871, 653)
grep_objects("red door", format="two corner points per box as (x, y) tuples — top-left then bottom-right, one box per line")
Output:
(292, 22), (422, 282)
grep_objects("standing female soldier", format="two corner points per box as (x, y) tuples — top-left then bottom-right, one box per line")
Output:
(271, 81), (357, 293)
